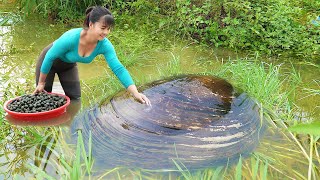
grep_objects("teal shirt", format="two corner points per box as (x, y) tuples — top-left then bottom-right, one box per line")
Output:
(41, 28), (134, 88)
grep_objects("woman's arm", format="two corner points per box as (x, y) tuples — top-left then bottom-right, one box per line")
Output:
(40, 33), (72, 74)
(33, 29), (75, 94)
(103, 40), (151, 105)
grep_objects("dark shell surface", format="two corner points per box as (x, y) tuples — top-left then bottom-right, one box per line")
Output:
(70, 75), (265, 170)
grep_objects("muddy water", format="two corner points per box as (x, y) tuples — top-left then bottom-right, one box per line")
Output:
(0, 3), (319, 179)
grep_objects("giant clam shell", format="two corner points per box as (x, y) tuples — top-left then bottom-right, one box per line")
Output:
(70, 75), (265, 170)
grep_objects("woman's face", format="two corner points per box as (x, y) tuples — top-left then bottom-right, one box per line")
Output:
(89, 19), (111, 41)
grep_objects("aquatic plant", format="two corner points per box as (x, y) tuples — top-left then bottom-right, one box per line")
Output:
(202, 59), (319, 179)
(288, 122), (320, 180)
(304, 80), (320, 99)
(157, 52), (182, 77)
(26, 129), (93, 179)
(0, 125), (58, 179)
(14, 0), (104, 21)
(0, 3), (319, 177)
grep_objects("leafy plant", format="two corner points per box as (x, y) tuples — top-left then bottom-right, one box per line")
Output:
(289, 121), (320, 136)
(174, 0), (319, 58)
(15, 0), (105, 21)
(13, 0), (320, 58)
(288, 123), (320, 180)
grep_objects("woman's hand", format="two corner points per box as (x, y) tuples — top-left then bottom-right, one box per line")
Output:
(127, 85), (151, 106)
(34, 73), (48, 94)
(132, 92), (151, 106)
(33, 82), (46, 94)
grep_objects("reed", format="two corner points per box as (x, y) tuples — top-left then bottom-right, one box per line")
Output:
(26, 129), (93, 179)
(303, 80), (320, 98)
(207, 59), (300, 112)
(157, 52), (182, 77)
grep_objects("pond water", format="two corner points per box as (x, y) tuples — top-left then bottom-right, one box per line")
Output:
(0, 2), (319, 179)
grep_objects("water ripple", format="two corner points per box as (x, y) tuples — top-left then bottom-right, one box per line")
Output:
(69, 75), (265, 171)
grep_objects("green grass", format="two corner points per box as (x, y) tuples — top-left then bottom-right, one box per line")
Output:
(26, 129), (93, 179)
(0, 8), (319, 178)
(53, 58), (320, 179)
(204, 59), (301, 112)
(1, 49), (319, 179)
(1, 5), (319, 180)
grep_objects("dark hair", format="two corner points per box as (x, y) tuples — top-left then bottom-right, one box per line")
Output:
(83, 6), (115, 28)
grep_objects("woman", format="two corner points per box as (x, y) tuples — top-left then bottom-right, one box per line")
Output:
(33, 6), (151, 105)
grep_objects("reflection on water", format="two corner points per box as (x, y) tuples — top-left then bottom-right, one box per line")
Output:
(68, 75), (265, 171)
(0, 26), (12, 55)
(0, 15), (13, 99)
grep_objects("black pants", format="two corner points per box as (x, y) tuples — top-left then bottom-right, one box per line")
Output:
(35, 43), (81, 100)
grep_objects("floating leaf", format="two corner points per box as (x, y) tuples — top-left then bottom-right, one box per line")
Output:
(288, 121), (320, 135)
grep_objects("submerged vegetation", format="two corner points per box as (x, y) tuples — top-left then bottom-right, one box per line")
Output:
(0, 0), (319, 179)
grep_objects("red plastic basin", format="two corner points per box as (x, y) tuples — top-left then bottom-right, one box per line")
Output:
(3, 93), (70, 120)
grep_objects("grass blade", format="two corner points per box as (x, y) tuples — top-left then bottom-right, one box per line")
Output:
(235, 156), (242, 180)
